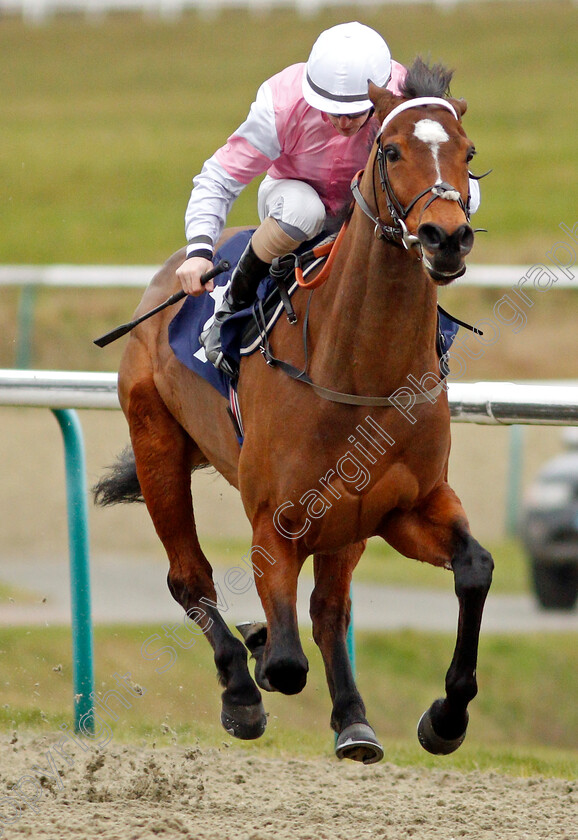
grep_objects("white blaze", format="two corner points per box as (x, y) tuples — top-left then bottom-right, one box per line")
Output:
(413, 118), (449, 182)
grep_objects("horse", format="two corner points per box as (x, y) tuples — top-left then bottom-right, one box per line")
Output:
(95, 58), (493, 764)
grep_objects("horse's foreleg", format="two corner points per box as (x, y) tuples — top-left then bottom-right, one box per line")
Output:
(311, 543), (384, 765)
(125, 378), (265, 739)
(247, 516), (309, 695)
(417, 527), (494, 754)
(381, 483), (494, 755)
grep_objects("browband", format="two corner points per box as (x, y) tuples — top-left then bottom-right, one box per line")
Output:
(379, 97), (459, 134)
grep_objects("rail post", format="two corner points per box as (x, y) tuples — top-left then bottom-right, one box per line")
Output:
(52, 408), (95, 732)
(346, 595), (356, 675)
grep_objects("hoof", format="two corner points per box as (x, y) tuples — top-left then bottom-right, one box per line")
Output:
(254, 659), (276, 693)
(236, 623), (276, 692)
(237, 622), (308, 695)
(265, 657), (308, 695)
(236, 621), (268, 654)
(335, 723), (384, 765)
(221, 700), (267, 741)
(417, 705), (468, 755)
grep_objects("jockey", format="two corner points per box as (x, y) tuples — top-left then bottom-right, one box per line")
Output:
(177, 22), (479, 377)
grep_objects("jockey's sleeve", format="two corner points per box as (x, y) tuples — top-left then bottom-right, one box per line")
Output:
(184, 80), (280, 259)
(184, 155), (247, 259)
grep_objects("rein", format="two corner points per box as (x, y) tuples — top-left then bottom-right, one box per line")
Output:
(350, 170), (418, 250)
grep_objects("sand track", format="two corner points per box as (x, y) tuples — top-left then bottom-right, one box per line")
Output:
(0, 734), (575, 840)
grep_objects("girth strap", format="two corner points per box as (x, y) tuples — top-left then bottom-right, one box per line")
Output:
(310, 377), (447, 408)
(257, 294), (447, 409)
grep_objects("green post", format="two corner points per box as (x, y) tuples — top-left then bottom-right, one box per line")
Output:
(346, 591), (356, 676)
(335, 590), (356, 750)
(52, 408), (95, 733)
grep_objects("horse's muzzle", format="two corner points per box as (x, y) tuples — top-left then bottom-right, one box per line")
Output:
(417, 222), (474, 285)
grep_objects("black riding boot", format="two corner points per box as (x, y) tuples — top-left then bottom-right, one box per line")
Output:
(199, 240), (270, 378)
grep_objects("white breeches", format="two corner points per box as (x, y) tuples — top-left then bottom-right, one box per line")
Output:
(258, 175), (327, 241)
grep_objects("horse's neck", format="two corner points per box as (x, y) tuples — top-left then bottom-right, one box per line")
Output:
(309, 219), (440, 394)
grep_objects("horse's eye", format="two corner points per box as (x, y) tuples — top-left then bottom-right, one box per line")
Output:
(384, 145), (401, 163)
(466, 147), (477, 163)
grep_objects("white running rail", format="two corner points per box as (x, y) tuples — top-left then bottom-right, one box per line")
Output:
(2, 370), (578, 425)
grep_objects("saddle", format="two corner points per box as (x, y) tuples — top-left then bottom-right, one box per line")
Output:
(168, 229), (337, 401)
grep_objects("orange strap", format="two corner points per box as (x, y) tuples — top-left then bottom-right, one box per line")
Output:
(295, 217), (350, 289)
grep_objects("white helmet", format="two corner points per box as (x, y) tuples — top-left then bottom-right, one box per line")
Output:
(302, 22), (391, 115)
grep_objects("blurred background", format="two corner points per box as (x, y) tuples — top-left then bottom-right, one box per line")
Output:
(0, 1), (577, 765)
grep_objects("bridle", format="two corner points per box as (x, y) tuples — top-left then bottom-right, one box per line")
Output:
(351, 96), (471, 251)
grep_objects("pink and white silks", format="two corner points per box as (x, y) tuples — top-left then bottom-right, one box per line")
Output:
(184, 60), (407, 258)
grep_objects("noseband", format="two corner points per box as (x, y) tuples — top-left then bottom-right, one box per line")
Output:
(351, 97), (470, 250)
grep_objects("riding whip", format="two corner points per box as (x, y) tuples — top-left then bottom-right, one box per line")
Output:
(93, 259), (230, 348)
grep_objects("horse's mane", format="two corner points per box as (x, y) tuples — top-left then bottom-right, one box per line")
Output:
(400, 56), (454, 100)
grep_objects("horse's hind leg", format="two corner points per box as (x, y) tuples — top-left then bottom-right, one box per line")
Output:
(381, 482), (494, 755)
(125, 378), (266, 739)
(310, 543), (384, 765)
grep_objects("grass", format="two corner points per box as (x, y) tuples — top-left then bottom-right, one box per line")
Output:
(0, 580), (35, 604)
(356, 535), (530, 594)
(0, 624), (577, 778)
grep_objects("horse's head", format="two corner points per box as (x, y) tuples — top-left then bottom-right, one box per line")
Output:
(368, 59), (476, 285)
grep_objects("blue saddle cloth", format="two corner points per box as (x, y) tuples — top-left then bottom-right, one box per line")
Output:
(168, 229), (460, 400)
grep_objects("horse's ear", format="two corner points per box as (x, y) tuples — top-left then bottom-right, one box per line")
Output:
(368, 81), (402, 123)
(449, 97), (468, 119)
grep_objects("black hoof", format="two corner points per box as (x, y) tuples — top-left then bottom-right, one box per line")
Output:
(417, 705), (468, 755)
(335, 723), (384, 765)
(236, 621), (268, 654)
(221, 700), (267, 740)
(236, 621), (308, 695)
(265, 657), (308, 695)
(236, 623), (276, 692)
(254, 659), (276, 693)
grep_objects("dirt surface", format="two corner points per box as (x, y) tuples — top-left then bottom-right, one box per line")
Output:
(0, 733), (575, 840)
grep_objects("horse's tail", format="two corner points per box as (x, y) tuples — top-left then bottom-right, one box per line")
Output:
(93, 446), (144, 506)
(93, 445), (213, 506)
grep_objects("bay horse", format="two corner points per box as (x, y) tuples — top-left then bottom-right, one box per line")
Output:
(95, 59), (493, 764)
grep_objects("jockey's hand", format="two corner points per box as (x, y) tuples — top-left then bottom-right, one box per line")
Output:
(176, 256), (215, 296)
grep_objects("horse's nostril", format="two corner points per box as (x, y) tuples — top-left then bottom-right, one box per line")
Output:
(417, 223), (446, 251)
(457, 224), (475, 255)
